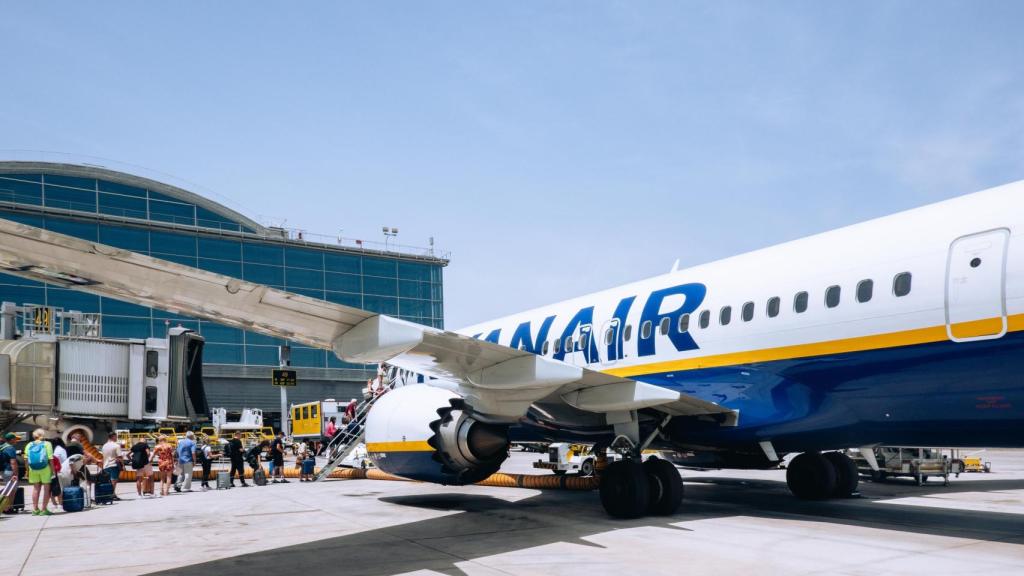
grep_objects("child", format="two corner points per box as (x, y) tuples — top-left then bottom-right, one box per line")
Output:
(300, 442), (316, 481)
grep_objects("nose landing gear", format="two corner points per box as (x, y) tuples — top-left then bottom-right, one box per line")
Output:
(787, 451), (859, 500)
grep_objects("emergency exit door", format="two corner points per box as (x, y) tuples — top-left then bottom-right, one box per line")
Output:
(946, 228), (1009, 342)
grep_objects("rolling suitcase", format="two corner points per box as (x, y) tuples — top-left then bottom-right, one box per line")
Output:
(0, 476), (17, 513)
(5, 485), (25, 513)
(62, 485), (86, 512)
(142, 475), (155, 495)
(216, 471), (230, 489)
(95, 481), (115, 505)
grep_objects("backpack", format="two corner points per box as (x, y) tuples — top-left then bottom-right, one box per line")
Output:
(196, 446), (209, 465)
(27, 441), (49, 470)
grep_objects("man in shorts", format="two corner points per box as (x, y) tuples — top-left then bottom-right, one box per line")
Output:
(270, 432), (287, 483)
(101, 433), (123, 501)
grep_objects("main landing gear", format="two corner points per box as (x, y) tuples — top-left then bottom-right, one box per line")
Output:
(599, 457), (684, 518)
(786, 451), (859, 500)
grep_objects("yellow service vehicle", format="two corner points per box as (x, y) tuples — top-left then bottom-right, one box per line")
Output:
(290, 400), (343, 440)
(533, 443), (598, 476)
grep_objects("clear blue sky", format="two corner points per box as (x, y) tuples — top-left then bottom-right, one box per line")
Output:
(2, 2), (1022, 328)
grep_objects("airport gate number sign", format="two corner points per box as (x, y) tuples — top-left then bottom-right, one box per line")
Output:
(272, 369), (297, 387)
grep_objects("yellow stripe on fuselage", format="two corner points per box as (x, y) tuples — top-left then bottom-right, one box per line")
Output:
(604, 313), (1024, 379)
(365, 441), (433, 452)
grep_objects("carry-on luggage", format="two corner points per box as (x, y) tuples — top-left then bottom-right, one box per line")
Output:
(216, 471), (230, 489)
(0, 476), (17, 513)
(301, 459), (316, 475)
(3, 485), (25, 513)
(253, 467), (267, 486)
(95, 481), (115, 505)
(142, 475), (155, 495)
(62, 485), (86, 512)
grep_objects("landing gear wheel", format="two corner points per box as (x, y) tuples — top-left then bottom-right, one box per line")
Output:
(599, 460), (650, 519)
(579, 458), (595, 478)
(786, 452), (837, 500)
(823, 452), (859, 497)
(644, 458), (684, 516)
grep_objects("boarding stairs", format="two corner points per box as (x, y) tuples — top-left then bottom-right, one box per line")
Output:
(313, 367), (410, 481)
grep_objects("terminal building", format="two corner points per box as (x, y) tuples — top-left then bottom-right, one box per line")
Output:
(0, 160), (448, 425)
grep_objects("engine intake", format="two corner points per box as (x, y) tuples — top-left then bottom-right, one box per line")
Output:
(365, 385), (509, 485)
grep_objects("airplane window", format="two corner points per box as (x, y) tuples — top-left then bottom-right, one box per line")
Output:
(856, 279), (873, 303)
(623, 324), (632, 342)
(825, 285), (841, 308)
(720, 306), (732, 326)
(794, 291), (809, 313)
(604, 327), (614, 346)
(565, 336), (573, 352)
(580, 332), (589, 350)
(519, 344), (527, 351)
(553, 338), (561, 354)
(893, 272), (912, 297)
(641, 320), (652, 339)
(677, 313), (690, 333)
(699, 310), (710, 329)
(742, 301), (754, 322)
(659, 317), (671, 335)
(541, 340), (550, 355)
(767, 297), (780, 318)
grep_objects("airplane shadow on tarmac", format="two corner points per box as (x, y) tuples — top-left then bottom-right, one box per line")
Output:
(154, 476), (1024, 576)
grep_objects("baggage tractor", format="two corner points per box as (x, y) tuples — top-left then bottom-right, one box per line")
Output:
(253, 467), (267, 486)
(95, 481), (115, 505)
(216, 471), (230, 489)
(62, 485), (86, 512)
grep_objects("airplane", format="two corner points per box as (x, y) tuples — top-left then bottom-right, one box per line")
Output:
(0, 181), (1021, 518)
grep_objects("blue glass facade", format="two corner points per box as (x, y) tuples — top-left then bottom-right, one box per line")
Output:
(0, 168), (446, 373)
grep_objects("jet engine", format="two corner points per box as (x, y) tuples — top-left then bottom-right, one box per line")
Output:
(365, 384), (510, 485)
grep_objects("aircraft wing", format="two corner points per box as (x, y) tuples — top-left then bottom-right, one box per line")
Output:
(0, 219), (734, 421)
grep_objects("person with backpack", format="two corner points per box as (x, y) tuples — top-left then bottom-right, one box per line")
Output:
(0, 432), (18, 485)
(246, 441), (269, 486)
(196, 440), (214, 491)
(130, 438), (151, 497)
(227, 432), (248, 488)
(26, 428), (54, 516)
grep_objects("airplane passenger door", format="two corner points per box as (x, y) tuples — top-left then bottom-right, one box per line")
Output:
(599, 319), (620, 367)
(945, 228), (1009, 342)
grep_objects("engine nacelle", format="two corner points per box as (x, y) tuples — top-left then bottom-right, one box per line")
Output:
(365, 385), (509, 485)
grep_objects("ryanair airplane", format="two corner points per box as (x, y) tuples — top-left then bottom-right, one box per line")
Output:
(0, 182), (1021, 518)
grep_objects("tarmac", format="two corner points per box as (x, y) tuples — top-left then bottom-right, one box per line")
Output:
(2, 449), (1023, 576)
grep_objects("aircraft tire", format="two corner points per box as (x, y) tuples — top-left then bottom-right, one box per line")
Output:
(786, 452), (837, 500)
(824, 452), (859, 497)
(644, 458), (684, 515)
(600, 460), (650, 519)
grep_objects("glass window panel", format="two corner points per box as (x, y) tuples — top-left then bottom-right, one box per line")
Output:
(893, 272), (912, 297)
(399, 280), (431, 299)
(857, 279), (874, 303)
(397, 261), (431, 281)
(291, 347), (325, 368)
(825, 285), (841, 308)
(152, 320), (199, 338)
(44, 186), (96, 212)
(150, 231), (196, 256)
(103, 316), (152, 339)
(46, 218), (97, 241)
(285, 267), (323, 290)
(152, 253), (196, 267)
(148, 199), (195, 225)
(44, 175), (95, 190)
(0, 285), (45, 306)
(98, 192), (148, 219)
(198, 258), (242, 278)
(289, 287), (324, 300)
(99, 225), (149, 252)
(198, 322), (244, 344)
(363, 295), (398, 315)
(243, 242), (284, 266)
(245, 345), (280, 366)
(97, 179), (146, 197)
(742, 302), (754, 322)
(198, 237), (242, 261)
(243, 263), (283, 286)
(0, 177), (43, 205)
(285, 247), (323, 270)
(640, 321), (652, 339)
(245, 332), (283, 346)
(659, 317), (670, 335)
(794, 291), (809, 313)
(324, 252), (361, 274)
(325, 272), (361, 292)
(325, 291), (361, 308)
(204, 343), (244, 364)
(101, 297), (151, 317)
(0, 173), (41, 182)
(363, 258), (396, 278)
(677, 313), (690, 333)
(720, 306), (732, 326)
(364, 276), (397, 296)
(152, 308), (192, 321)
(400, 299), (429, 317)
(47, 288), (100, 313)
(431, 301), (443, 318)
(0, 211), (44, 228)
(699, 310), (711, 329)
